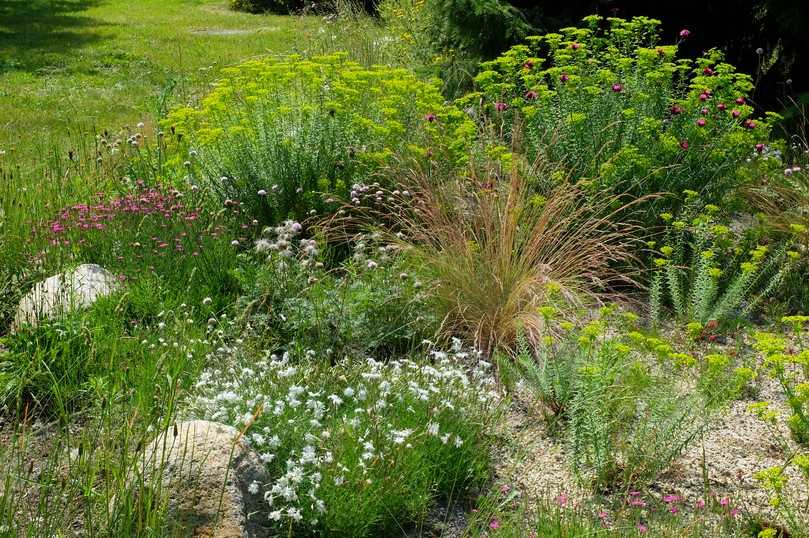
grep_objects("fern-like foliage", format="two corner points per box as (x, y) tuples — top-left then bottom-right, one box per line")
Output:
(512, 312), (728, 491)
(649, 196), (799, 329)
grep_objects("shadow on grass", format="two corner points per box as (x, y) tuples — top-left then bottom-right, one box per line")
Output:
(0, 0), (108, 73)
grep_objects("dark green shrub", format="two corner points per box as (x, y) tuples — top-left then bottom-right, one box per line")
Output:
(230, 0), (303, 14)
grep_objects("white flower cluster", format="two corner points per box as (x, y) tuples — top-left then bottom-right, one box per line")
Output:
(349, 182), (410, 207)
(189, 339), (498, 530)
(254, 220), (318, 266)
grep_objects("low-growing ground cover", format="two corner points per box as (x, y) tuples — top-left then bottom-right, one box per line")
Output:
(2, 3), (809, 538)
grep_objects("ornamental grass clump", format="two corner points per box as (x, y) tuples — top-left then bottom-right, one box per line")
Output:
(461, 16), (778, 214)
(166, 53), (474, 226)
(335, 164), (642, 356)
(189, 340), (499, 536)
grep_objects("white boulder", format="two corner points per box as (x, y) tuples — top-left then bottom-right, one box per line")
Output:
(13, 264), (118, 330)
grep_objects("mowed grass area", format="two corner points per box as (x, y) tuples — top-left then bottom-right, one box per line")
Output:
(0, 0), (318, 166)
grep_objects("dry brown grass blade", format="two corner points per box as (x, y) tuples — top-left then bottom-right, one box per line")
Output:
(320, 160), (649, 357)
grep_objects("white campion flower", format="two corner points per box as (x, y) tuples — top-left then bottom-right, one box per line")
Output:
(391, 428), (414, 445)
(248, 481), (260, 495)
(301, 446), (317, 464)
(426, 421), (439, 436)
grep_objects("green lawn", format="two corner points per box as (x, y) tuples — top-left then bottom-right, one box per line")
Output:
(0, 0), (317, 166)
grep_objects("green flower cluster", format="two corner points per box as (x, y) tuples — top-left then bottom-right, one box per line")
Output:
(460, 16), (778, 211)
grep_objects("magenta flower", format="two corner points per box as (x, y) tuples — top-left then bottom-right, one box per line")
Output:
(695, 499), (706, 509)
(524, 90), (538, 100)
(696, 118), (707, 127)
(680, 139), (689, 150)
(745, 119), (757, 129)
(489, 519), (501, 530)
(703, 67), (714, 76)
(500, 484), (512, 494)
(669, 506), (679, 514)
(719, 497), (730, 507)
(699, 93), (709, 102)
(612, 83), (623, 93)
(701, 107), (709, 115)
(570, 42), (581, 50)
(736, 96), (746, 105)
(523, 60), (534, 70)
(729, 507), (740, 518)
(732, 109), (741, 118)
(494, 102), (508, 112)
(679, 29), (690, 39)
(560, 73), (569, 83)
(670, 104), (683, 115)
(663, 495), (681, 504)
(556, 493), (569, 507)
(717, 102), (727, 111)
(424, 113), (437, 122)
(755, 143), (765, 152)
(637, 522), (648, 534)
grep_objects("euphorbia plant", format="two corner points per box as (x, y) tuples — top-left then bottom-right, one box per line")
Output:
(460, 16), (780, 217)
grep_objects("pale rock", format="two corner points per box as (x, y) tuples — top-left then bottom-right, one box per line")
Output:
(13, 264), (118, 330)
(135, 420), (271, 537)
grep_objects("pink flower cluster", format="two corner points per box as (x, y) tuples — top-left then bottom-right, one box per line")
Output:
(37, 182), (234, 273)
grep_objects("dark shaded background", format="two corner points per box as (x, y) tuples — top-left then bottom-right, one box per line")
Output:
(510, 0), (808, 127)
